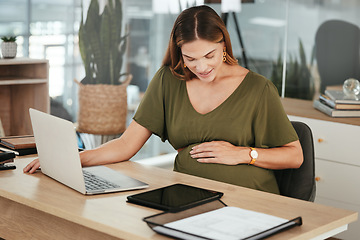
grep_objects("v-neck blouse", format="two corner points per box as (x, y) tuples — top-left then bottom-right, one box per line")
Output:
(184, 71), (246, 116)
(133, 66), (298, 194)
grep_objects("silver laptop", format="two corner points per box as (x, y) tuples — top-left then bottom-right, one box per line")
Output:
(29, 108), (148, 195)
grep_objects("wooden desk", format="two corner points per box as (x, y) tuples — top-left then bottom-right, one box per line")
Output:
(0, 155), (357, 240)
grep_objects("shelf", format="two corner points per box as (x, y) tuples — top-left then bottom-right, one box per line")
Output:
(0, 58), (49, 136)
(0, 78), (48, 85)
(0, 57), (47, 65)
(281, 97), (360, 127)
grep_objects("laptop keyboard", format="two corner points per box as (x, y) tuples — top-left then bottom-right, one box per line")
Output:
(83, 170), (120, 191)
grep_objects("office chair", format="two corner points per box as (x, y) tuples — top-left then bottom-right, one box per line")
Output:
(274, 121), (316, 202)
(315, 20), (360, 93)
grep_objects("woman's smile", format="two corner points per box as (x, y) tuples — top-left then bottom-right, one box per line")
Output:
(197, 68), (213, 78)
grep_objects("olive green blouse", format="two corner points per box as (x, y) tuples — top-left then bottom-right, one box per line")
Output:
(133, 66), (298, 194)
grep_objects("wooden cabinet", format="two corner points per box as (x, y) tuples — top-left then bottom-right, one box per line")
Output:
(282, 98), (360, 240)
(0, 58), (49, 136)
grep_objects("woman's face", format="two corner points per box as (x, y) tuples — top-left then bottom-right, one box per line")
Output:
(181, 39), (225, 82)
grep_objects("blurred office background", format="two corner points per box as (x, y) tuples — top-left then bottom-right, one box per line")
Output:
(1, 0), (360, 155)
(1, 0), (360, 118)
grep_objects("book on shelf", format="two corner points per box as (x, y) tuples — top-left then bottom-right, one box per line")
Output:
(0, 135), (36, 150)
(313, 99), (360, 117)
(320, 94), (360, 110)
(0, 151), (15, 164)
(144, 200), (302, 240)
(324, 89), (360, 105)
(0, 135), (37, 156)
(0, 151), (16, 171)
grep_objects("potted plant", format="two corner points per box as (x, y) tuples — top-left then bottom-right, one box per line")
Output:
(77, 0), (131, 135)
(271, 39), (315, 100)
(1, 36), (17, 59)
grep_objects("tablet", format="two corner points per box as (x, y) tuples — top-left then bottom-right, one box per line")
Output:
(127, 183), (223, 212)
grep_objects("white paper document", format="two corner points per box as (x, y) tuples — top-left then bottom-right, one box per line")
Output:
(160, 206), (289, 240)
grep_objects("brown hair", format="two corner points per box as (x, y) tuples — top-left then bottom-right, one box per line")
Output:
(162, 5), (238, 80)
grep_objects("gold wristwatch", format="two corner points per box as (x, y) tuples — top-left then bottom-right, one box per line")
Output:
(249, 147), (258, 165)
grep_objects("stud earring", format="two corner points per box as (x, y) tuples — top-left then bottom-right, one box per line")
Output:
(184, 63), (187, 68)
(223, 51), (227, 62)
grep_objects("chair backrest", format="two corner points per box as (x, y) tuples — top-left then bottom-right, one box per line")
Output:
(315, 20), (360, 93)
(274, 121), (316, 201)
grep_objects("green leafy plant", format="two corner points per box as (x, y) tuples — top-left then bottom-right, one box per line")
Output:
(271, 39), (315, 100)
(1, 36), (17, 42)
(79, 0), (127, 85)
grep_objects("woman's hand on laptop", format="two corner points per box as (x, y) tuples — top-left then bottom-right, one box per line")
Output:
(23, 158), (40, 174)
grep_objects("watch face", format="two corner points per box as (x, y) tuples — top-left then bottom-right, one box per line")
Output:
(251, 150), (258, 159)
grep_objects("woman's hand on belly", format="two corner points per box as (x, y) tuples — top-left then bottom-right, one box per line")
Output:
(189, 141), (249, 165)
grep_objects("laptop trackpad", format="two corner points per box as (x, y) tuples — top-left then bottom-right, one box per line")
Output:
(83, 165), (147, 188)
